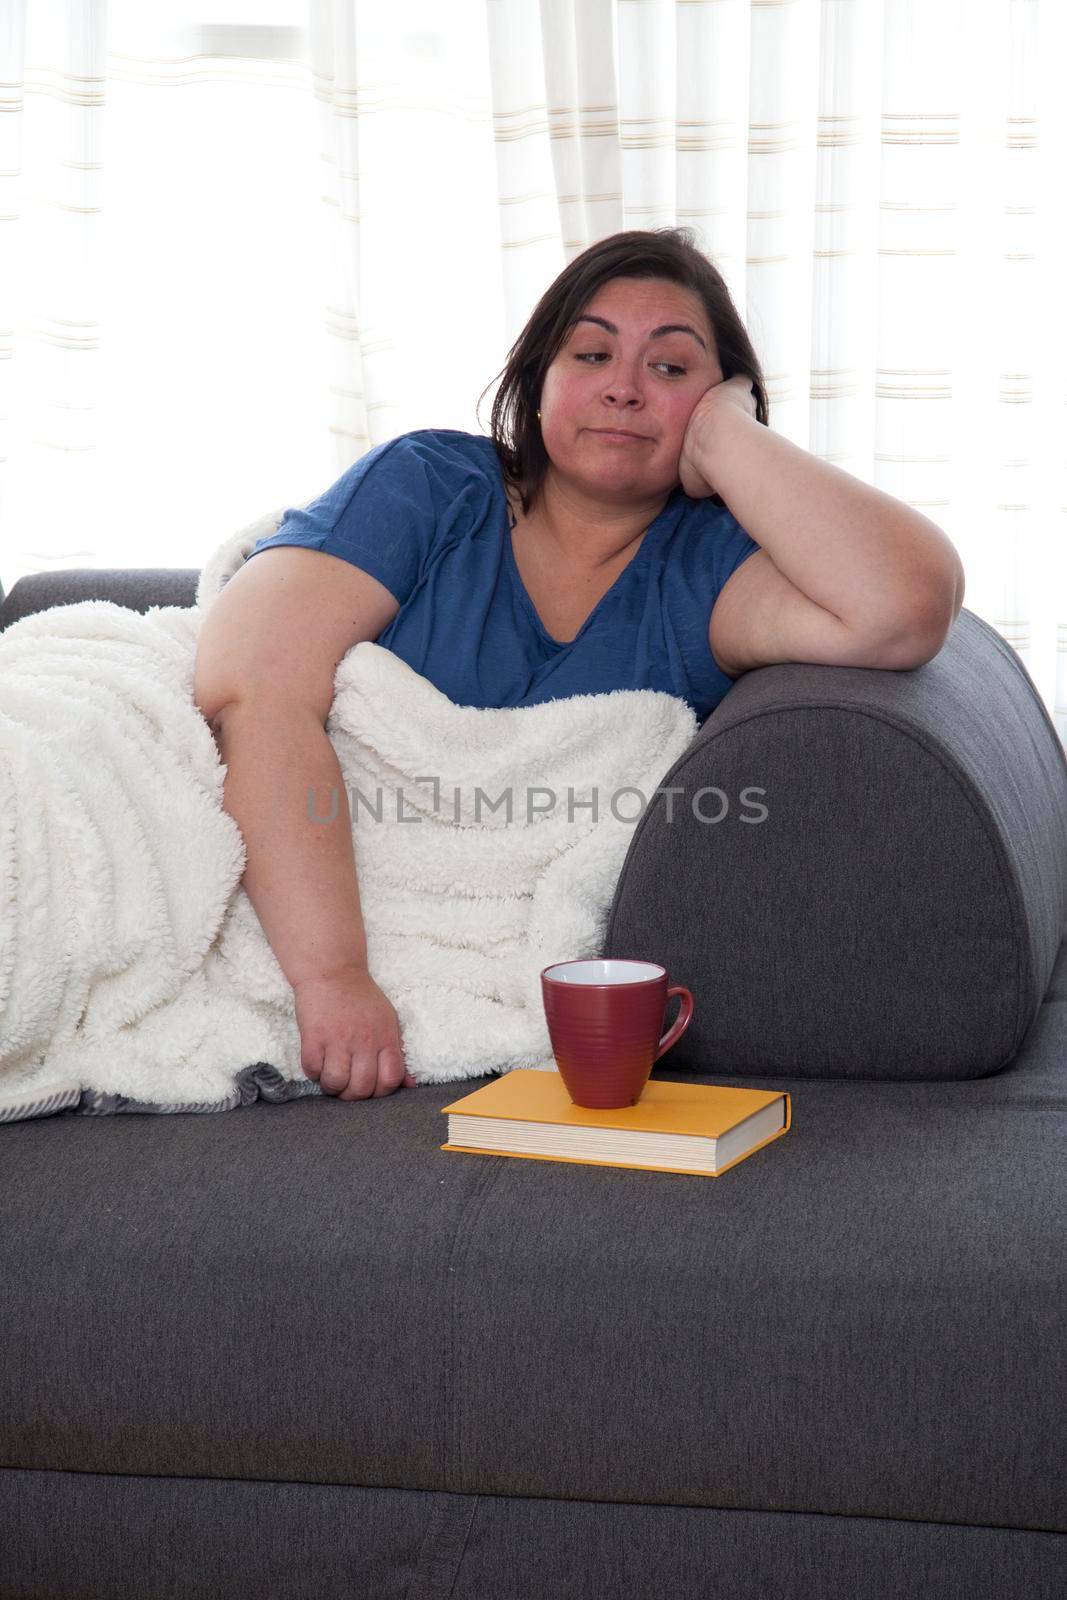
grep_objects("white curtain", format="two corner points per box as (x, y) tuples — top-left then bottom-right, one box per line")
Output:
(1, 0), (1065, 742)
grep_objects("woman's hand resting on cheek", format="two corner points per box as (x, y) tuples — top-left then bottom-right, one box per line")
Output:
(293, 965), (418, 1098)
(677, 374), (760, 499)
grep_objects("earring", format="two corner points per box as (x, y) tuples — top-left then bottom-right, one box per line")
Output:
(536, 409), (541, 420)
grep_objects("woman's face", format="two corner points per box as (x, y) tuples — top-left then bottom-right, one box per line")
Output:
(537, 276), (724, 506)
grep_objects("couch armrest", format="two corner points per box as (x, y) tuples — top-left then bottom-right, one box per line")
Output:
(0, 569), (199, 634)
(605, 608), (1067, 1081)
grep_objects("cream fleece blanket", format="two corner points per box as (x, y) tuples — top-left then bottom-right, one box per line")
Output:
(0, 513), (698, 1124)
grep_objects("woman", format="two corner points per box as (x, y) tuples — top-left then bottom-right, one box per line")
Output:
(195, 227), (964, 1105)
(238, 233), (770, 719)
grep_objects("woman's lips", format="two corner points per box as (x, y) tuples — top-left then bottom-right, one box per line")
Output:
(589, 429), (650, 443)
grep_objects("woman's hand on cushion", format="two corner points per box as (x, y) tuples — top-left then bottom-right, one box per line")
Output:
(292, 966), (417, 1097)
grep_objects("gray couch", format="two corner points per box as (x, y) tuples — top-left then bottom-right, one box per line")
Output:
(2, 567), (1066, 1599)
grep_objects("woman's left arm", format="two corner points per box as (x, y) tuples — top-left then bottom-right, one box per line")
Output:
(679, 380), (966, 647)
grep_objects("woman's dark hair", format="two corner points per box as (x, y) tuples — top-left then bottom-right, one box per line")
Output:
(478, 226), (768, 517)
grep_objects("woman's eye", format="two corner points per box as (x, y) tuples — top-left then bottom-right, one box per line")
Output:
(574, 353), (686, 376)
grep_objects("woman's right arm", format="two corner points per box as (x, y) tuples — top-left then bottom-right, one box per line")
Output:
(194, 546), (415, 1099)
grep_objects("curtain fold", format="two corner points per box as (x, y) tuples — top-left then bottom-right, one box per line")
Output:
(1, 0), (1064, 742)
(0, 0), (108, 571)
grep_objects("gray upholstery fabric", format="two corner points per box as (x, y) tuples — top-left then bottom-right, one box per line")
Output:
(2, 568), (1066, 1598)
(2, 1471), (1066, 1599)
(606, 607), (1067, 1080)
(2, 935), (1066, 1539)
(0, 567), (198, 629)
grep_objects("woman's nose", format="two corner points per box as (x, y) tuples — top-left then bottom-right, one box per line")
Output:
(601, 377), (643, 406)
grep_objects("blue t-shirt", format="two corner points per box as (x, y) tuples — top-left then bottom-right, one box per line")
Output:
(242, 428), (760, 722)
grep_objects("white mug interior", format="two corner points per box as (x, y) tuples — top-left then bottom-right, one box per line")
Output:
(543, 959), (664, 986)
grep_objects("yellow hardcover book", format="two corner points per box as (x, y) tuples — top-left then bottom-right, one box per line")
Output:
(440, 1069), (791, 1178)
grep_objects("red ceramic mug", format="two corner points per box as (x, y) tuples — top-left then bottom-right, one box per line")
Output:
(540, 959), (695, 1109)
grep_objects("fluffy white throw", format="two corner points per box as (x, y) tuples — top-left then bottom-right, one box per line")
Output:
(0, 513), (698, 1123)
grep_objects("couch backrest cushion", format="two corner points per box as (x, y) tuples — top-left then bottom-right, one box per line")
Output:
(0, 570), (199, 634)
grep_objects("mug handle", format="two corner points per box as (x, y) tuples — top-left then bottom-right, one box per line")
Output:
(654, 985), (694, 1061)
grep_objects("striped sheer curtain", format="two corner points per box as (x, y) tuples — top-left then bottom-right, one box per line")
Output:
(1, 0), (1064, 742)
